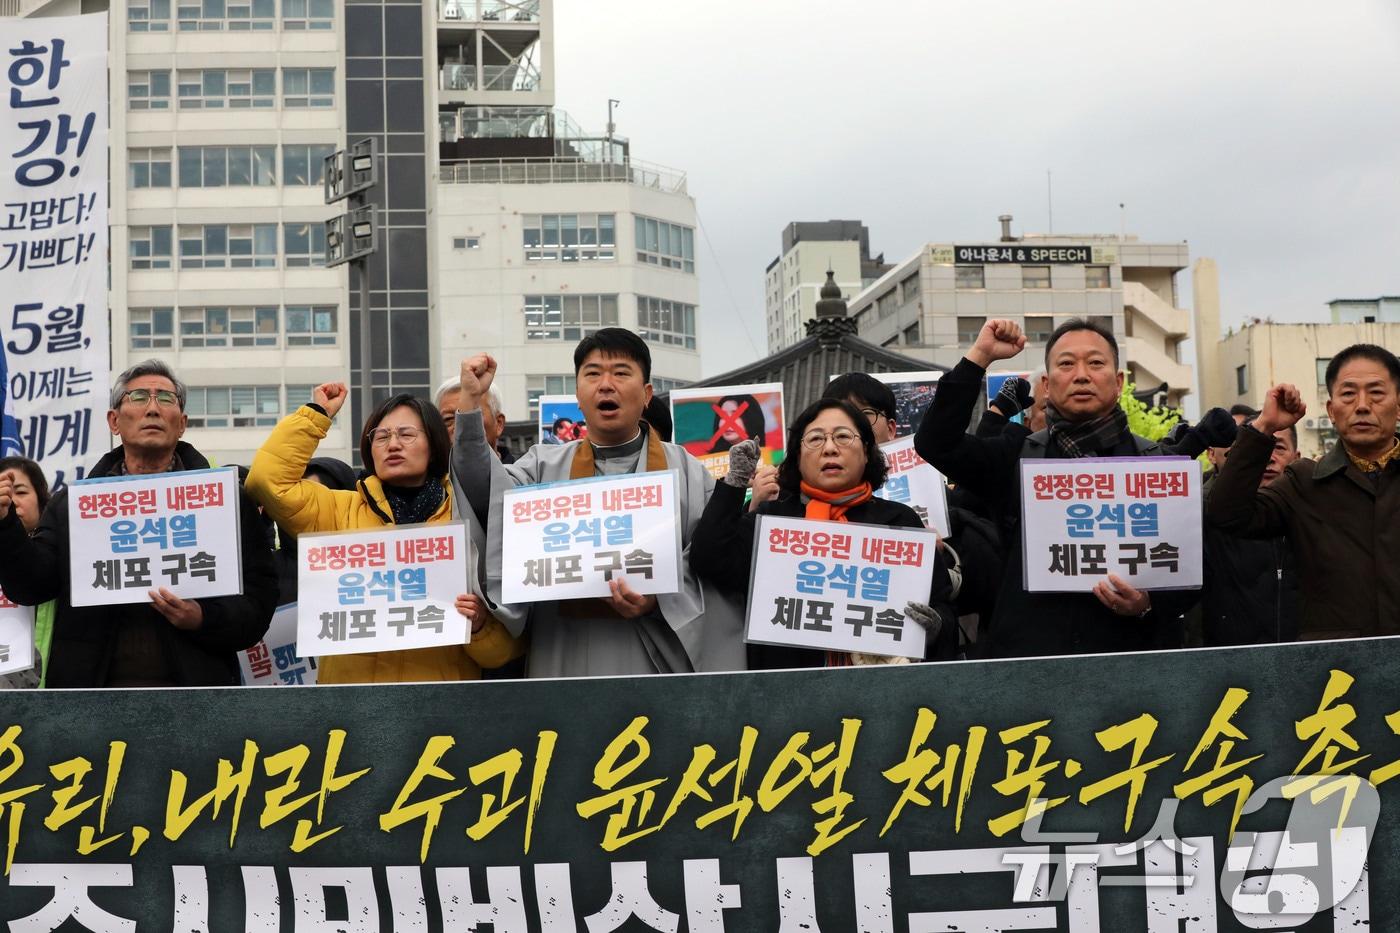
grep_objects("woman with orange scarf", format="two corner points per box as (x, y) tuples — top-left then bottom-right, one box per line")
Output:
(691, 398), (956, 669)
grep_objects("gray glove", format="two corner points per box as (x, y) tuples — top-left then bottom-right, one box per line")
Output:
(904, 601), (944, 641)
(724, 439), (761, 488)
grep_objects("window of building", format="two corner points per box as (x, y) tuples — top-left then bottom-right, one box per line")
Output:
(1088, 315), (1114, 334)
(282, 144), (336, 186)
(876, 290), (897, 320)
(1316, 358), (1331, 392)
(129, 0), (171, 31)
(186, 386), (279, 428)
(526, 375), (576, 415)
(282, 0), (334, 29)
(282, 68), (335, 108)
(129, 308), (175, 349)
(652, 377), (690, 395)
(1022, 265), (1051, 289)
(180, 306), (278, 348)
(284, 223), (328, 268)
(523, 213), (616, 262)
(285, 305), (337, 345)
(128, 71), (172, 110)
(900, 273), (920, 305)
(1085, 265), (1111, 289)
(637, 296), (697, 349)
(178, 223), (278, 269)
(452, 236), (481, 250)
(1024, 315), (1055, 344)
(634, 215), (695, 272)
(177, 69), (276, 109)
(956, 315), (985, 345)
(903, 322), (921, 344)
(524, 294), (619, 341)
(1236, 364), (1248, 397)
(130, 226), (173, 270)
(128, 148), (172, 188)
(955, 265), (984, 289)
(285, 384), (317, 414)
(176, 0), (275, 31)
(178, 146), (276, 187)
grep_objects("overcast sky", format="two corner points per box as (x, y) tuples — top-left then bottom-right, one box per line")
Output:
(555, 0), (1400, 376)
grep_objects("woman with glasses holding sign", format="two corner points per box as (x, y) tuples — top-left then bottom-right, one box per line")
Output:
(691, 398), (956, 669)
(246, 383), (522, 683)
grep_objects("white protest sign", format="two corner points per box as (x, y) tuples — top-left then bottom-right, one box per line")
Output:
(297, 522), (471, 658)
(68, 467), (243, 607)
(745, 515), (936, 660)
(238, 603), (318, 686)
(0, 588), (35, 677)
(0, 13), (111, 489)
(874, 436), (951, 538)
(1019, 457), (1203, 592)
(502, 471), (681, 604)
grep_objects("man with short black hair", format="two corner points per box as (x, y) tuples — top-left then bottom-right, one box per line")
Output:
(824, 372), (898, 442)
(0, 360), (276, 686)
(453, 328), (741, 676)
(1207, 343), (1400, 638)
(915, 318), (1195, 657)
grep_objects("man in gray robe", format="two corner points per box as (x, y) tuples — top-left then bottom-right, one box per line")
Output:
(453, 328), (745, 677)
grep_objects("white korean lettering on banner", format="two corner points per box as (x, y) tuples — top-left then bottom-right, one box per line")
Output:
(297, 522), (470, 658)
(67, 467), (243, 607)
(746, 515), (936, 659)
(0, 14), (109, 492)
(238, 603), (318, 686)
(1019, 457), (1203, 592)
(874, 436), (951, 538)
(0, 586), (35, 676)
(501, 471), (681, 604)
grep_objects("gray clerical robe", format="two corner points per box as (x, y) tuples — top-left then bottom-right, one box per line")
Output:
(453, 411), (746, 677)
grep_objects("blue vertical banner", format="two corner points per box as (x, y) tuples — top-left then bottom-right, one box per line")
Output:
(0, 13), (109, 491)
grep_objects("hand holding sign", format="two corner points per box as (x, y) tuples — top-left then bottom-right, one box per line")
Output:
(1092, 573), (1151, 617)
(1256, 383), (1307, 435)
(455, 593), (487, 634)
(605, 577), (658, 619)
(968, 319), (1027, 369)
(0, 471), (12, 521)
(313, 382), (349, 419)
(459, 354), (498, 408)
(149, 587), (204, 630)
(750, 463), (780, 510)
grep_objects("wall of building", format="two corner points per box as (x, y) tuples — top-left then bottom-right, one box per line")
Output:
(766, 239), (862, 352)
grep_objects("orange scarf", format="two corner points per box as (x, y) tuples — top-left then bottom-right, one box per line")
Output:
(799, 481), (873, 523)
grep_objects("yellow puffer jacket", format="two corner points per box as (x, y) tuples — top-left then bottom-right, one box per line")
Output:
(246, 406), (522, 684)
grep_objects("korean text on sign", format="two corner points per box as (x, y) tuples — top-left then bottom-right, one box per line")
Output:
(873, 435), (951, 537)
(239, 603), (318, 686)
(745, 514), (937, 660)
(66, 467), (243, 608)
(0, 586), (35, 676)
(296, 522), (470, 659)
(1, 13), (110, 489)
(1019, 457), (1203, 593)
(501, 471), (682, 605)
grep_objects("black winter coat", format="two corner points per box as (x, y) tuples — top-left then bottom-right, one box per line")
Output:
(916, 358), (1196, 658)
(0, 442), (278, 687)
(691, 482), (957, 669)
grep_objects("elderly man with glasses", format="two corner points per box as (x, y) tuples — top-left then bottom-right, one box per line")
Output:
(0, 360), (277, 687)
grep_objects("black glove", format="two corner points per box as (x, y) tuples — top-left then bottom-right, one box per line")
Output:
(993, 376), (1033, 416)
(1193, 407), (1239, 448)
(723, 439), (761, 488)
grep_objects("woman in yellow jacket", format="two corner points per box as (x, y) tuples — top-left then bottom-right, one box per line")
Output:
(246, 382), (522, 683)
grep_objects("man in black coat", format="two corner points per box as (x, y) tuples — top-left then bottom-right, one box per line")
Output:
(915, 318), (1196, 658)
(0, 360), (277, 687)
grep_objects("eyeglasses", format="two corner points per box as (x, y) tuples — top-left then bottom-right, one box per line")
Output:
(858, 408), (886, 425)
(369, 426), (424, 446)
(801, 428), (861, 450)
(122, 388), (180, 408)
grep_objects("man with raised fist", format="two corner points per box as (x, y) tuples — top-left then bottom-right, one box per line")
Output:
(1207, 343), (1400, 639)
(916, 317), (1195, 658)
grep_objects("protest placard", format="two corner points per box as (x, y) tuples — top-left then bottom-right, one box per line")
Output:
(238, 603), (318, 686)
(502, 471), (681, 604)
(67, 466), (243, 607)
(297, 522), (470, 658)
(538, 395), (587, 446)
(1020, 456), (1203, 592)
(0, 587), (35, 677)
(0, 13), (110, 491)
(874, 435), (951, 537)
(671, 382), (785, 480)
(746, 514), (936, 659)
(829, 371), (942, 437)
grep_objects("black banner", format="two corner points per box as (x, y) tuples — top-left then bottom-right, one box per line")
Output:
(0, 637), (1395, 930)
(957, 244), (1093, 264)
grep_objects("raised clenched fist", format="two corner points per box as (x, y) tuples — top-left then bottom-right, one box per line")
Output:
(313, 382), (349, 419)
(1255, 383), (1306, 434)
(968, 319), (1027, 368)
(459, 354), (498, 407)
